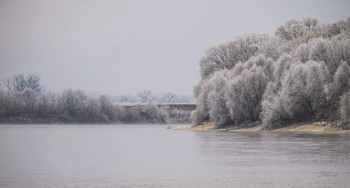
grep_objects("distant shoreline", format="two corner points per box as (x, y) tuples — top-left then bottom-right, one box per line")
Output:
(172, 122), (350, 134)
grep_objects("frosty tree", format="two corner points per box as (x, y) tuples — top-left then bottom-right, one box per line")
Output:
(192, 16), (350, 129)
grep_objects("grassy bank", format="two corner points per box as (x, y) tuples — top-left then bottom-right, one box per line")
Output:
(172, 122), (350, 134)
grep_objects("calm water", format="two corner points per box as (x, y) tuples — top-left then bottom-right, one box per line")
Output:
(0, 124), (349, 187)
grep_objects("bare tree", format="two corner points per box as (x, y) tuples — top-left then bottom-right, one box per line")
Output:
(160, 92), (180, 103)
(4, 73), (42, 93)
(199, 33), (269, 80)
(137, 89), (154, 103)
(117, 94), (136, 103)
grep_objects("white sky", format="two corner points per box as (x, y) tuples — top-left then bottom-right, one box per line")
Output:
(1, 0), (349, 95)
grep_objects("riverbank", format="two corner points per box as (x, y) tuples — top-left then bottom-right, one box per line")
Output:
(172, 122), (350, 134)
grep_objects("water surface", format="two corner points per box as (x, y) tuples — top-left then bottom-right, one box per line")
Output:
(0, 124), (349, 187)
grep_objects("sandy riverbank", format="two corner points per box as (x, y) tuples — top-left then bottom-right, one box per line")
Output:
(172, 122), (350, 134)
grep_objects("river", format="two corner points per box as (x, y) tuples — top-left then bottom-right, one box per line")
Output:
(0, 124), (349, 187)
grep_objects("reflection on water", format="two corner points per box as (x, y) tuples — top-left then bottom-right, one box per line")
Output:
(0, 124), (350, 186)
(194, 131), (350, 177)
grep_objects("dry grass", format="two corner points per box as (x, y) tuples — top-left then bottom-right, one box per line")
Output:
(172, 121), (350, 134)
(170, 122), (214, 131)
(271, 122), (350, 134)
(228, 125), (264, 132)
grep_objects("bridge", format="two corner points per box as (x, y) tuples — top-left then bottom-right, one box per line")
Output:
(118, 103), (197, 111)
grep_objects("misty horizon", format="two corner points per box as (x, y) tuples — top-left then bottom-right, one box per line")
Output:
(1, 0), (350, 95)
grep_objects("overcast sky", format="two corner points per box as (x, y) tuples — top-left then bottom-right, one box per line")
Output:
(1, 0), (349, 95)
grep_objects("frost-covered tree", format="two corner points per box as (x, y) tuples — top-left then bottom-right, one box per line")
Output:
(275, 17), (322, 43)
(294, 43), (311, 63)
(160, 92), (180, 103)
(1, 74), (194, 124)
(340, 90), (350, 129)
(325, 17), (350, 37)
(191, 81), (212, 125)
(4, 73), (42, 93)
(275, 19), (306, 41)
(332, 36), (350, 66)
(199, 33), (269, 80)
(99, 95), (117, 121)
(117, 94), (136, 103)
(193, 16), (350, 129)
(167, 109), (192, 124)
(309, 38), (337, 74)
(263, 61), (330, 128)
(261, 82), (291, 129)
(260, 37), (284, 60)
(137, 89), (154, 103)
(0, 89), (5, 116)
(199, 44), (231, 80)
(21, 88), (37, 113)
(60, 89), (90, 119)
(225, 67), (268, 124)
(0, 90), (23, 117)
(85, 97), (100, 119)
(325, 61), (350, 119)
(331, 61), (350, 98)
(243, 54), (275, 81)
(141, 102), (168, 123)
(226, 33), (269, 65)
(206, 70), (231, 128)
(35, 92), (59, 116)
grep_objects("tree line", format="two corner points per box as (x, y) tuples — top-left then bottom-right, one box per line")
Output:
(0, 74), (191, 124)
(191, 16), (350, 129)
(113, 89), (194, 104)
